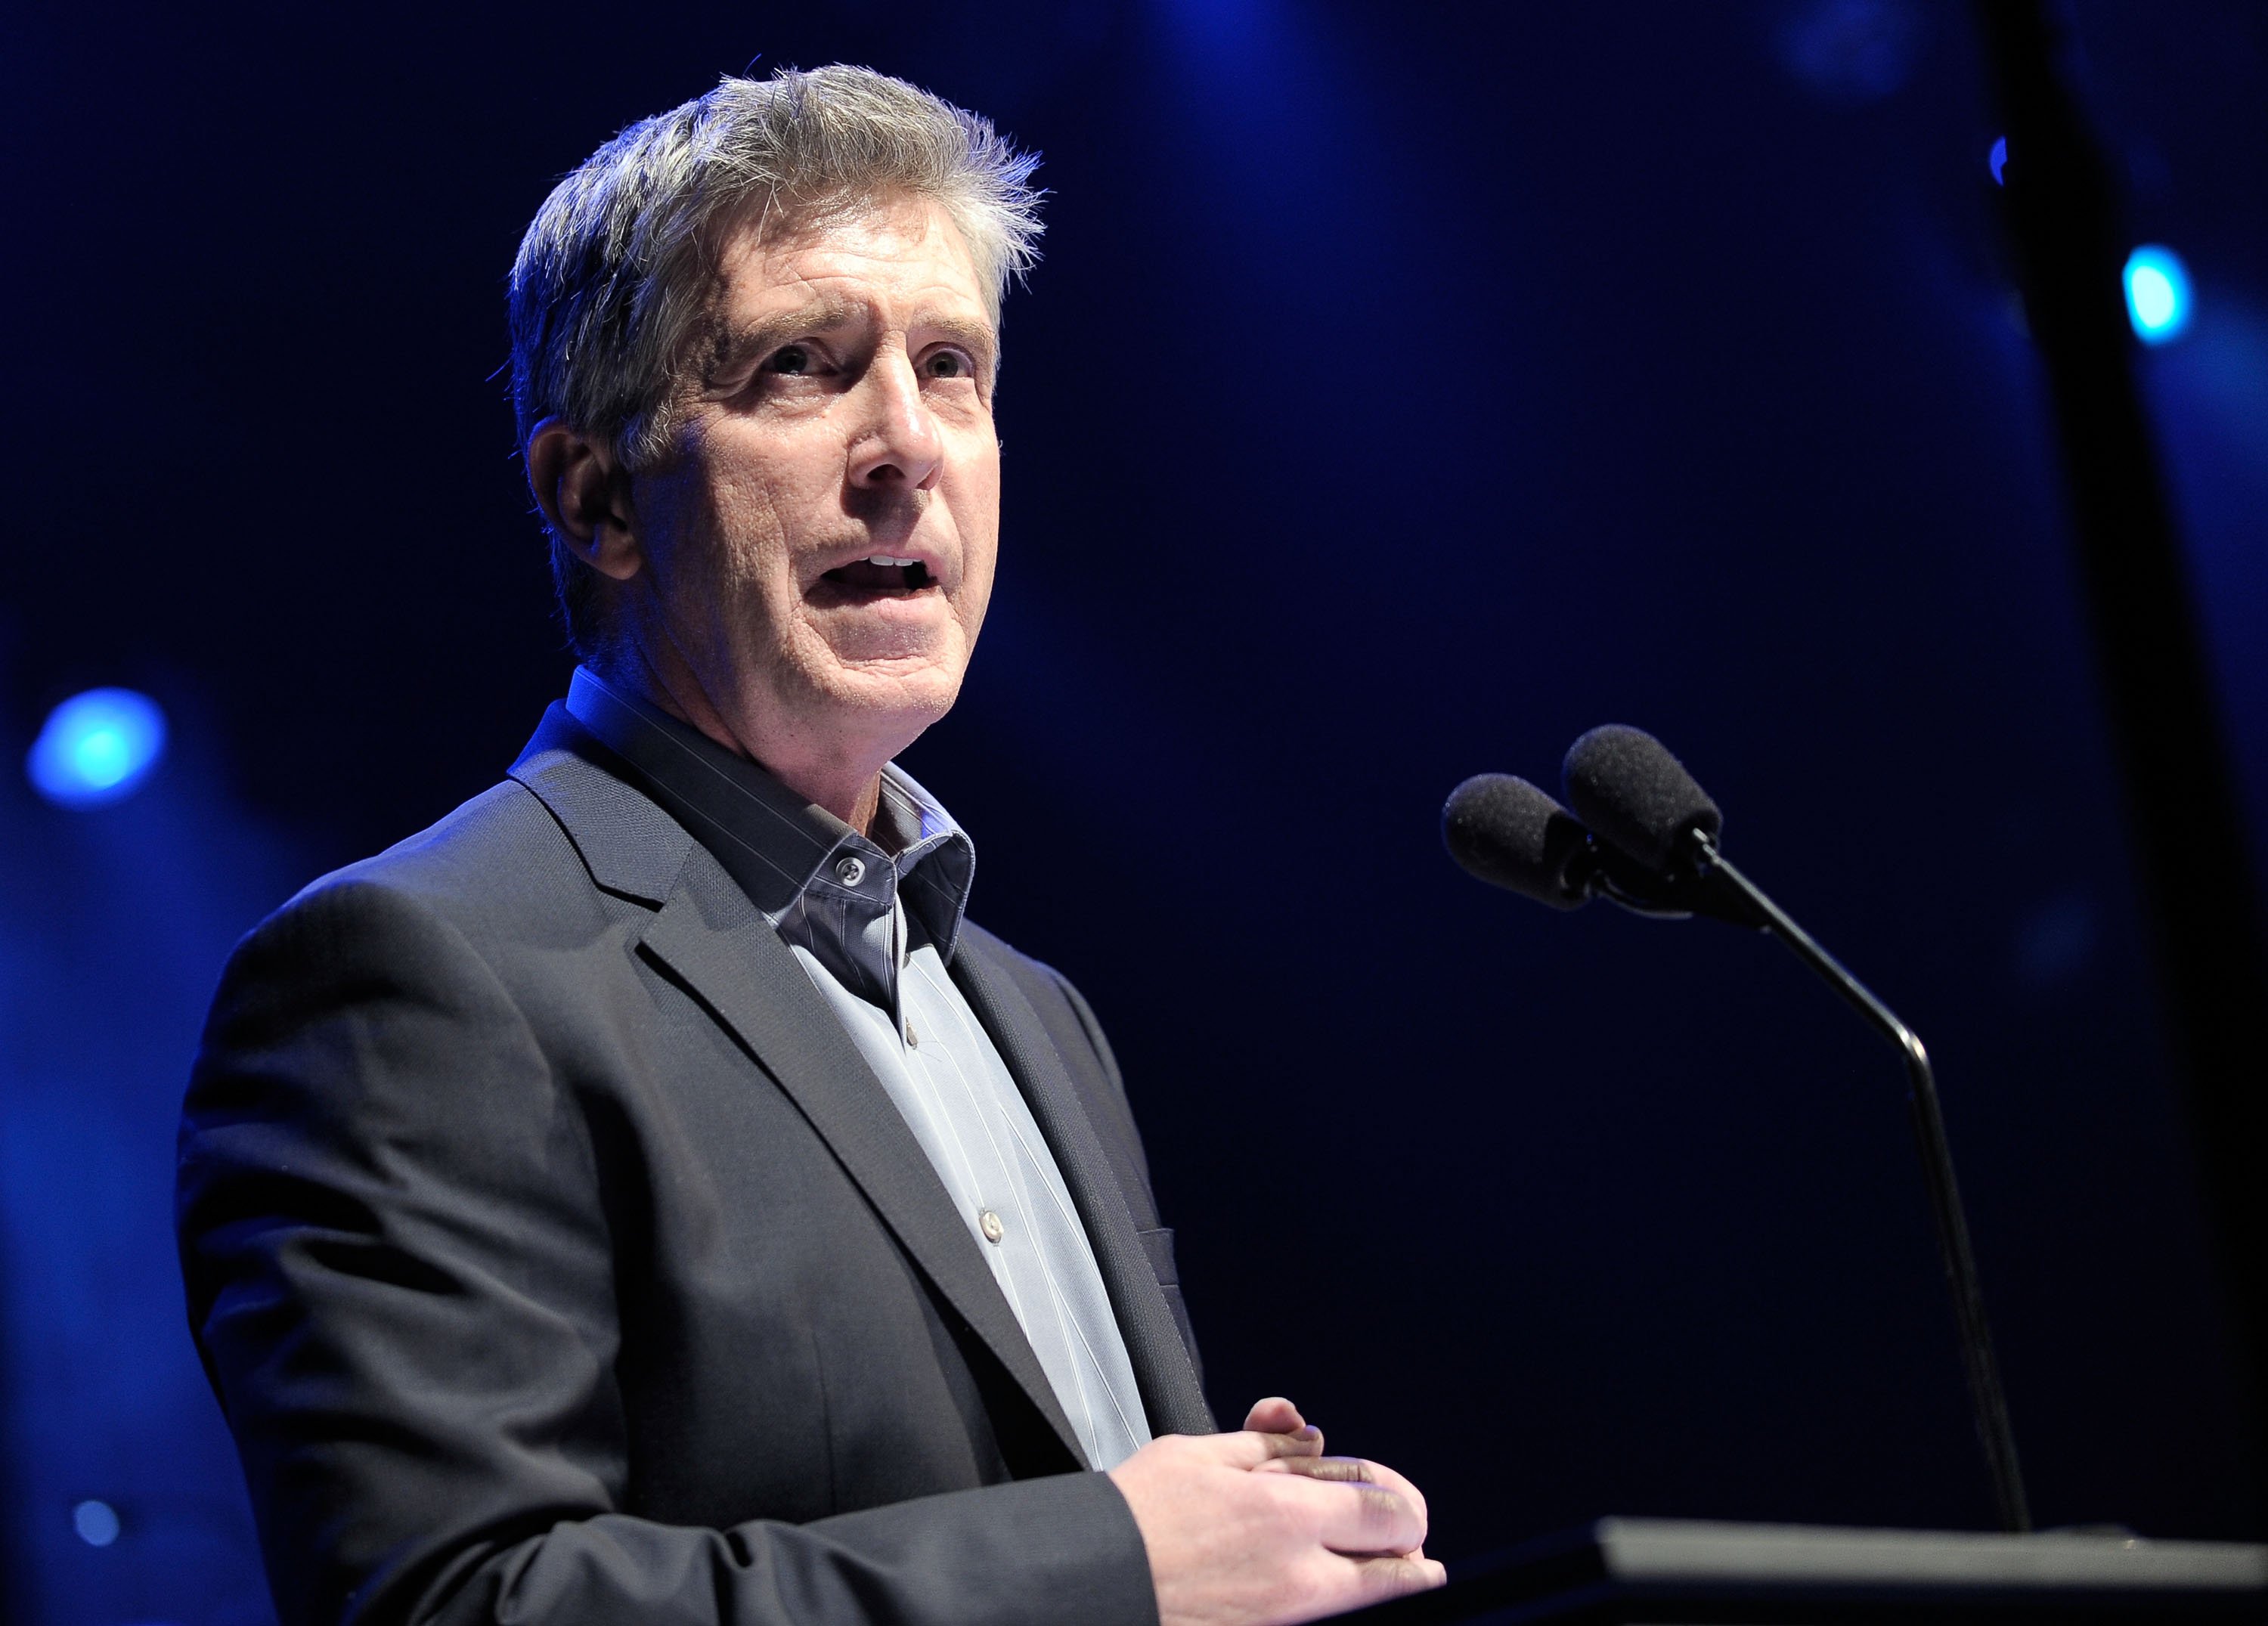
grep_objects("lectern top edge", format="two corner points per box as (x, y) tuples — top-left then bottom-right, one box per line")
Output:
(1590, 1518), (2268, 1590)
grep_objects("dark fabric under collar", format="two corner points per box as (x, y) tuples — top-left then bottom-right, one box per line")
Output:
(562, 667), (975, 975)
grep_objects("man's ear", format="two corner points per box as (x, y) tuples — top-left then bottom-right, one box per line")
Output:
(526, 418), (644, 582)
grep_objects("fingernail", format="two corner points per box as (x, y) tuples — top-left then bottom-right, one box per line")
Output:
(1294, 1426), (1321, 1441)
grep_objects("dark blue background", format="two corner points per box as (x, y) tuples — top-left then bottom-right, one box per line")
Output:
(3, 2), (2264, 1621)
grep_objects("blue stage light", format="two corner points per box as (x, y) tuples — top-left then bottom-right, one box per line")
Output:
(27, 689), (168, 808)
(1988, 136), (2007, 184)
(2124, 245), (2192, 344)
(73, 1499), (121, 1547)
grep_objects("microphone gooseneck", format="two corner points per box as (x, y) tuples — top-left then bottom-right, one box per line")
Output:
(1444, 728), (2033, 1535)
(1680, 825), (2031, 1536)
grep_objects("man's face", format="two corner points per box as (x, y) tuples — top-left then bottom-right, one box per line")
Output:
(624, 193), (1000, 771)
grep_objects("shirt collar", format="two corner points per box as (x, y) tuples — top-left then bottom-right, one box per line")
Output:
(563, 666), (975, 962)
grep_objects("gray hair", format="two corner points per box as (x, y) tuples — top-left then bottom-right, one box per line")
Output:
(507, 64), (1043, 656)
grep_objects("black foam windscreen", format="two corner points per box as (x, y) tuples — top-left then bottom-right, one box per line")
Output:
(1560, 725), (1722, 873)
(1442, 774), (1594, 909)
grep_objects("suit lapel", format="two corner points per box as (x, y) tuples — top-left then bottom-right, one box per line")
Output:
(950, 940), (1216, 1439)
(514, 738), (1089, 1466)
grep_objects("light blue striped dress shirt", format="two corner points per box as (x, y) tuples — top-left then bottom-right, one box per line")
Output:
(565, 668), (1152, 1470)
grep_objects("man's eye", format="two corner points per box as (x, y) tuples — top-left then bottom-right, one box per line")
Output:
(767, 344), (813, 376)
(923, 351), (971, 379)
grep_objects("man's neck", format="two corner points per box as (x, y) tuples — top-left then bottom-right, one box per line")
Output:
(600, 647), (885, 835)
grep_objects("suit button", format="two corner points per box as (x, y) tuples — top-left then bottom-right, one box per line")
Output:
(834, 855), (866, 886)
(979, 1209), (1005, 1244)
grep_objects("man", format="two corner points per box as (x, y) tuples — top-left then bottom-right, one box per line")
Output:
(178, 66), (1442, 1626)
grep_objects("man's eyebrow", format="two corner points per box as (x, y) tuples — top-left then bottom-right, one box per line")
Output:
(702, 296), (866, 389)
(920, 312), (1000, 368)
(701, 299), (1000, 389)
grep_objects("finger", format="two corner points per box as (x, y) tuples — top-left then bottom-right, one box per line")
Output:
(1256, 1455), (1430, 1528)
(1203, 1427), (1335, 1470)
(1244, 1396), (1303, 1432)
(1334, 1551), (1449, 1609)
(1253, 1455), (1370, 1482)
(1278, 1474), (1426, 1556)
(1362, 1554), (1447, 1590)
(1341, 1457), (1427, 1526)
(1242, 1396), (1323, 1452)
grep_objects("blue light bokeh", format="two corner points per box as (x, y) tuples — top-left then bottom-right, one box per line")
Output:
(2125, 245), (2194, 344)
(26, 689), (168, 809)
(71, 1499), (121, 1547)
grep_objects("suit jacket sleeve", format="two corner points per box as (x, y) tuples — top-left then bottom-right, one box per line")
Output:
(176, 877), (1158, 1626)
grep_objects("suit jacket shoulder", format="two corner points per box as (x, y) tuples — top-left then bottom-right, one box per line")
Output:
(178, 739), (1186, 1626)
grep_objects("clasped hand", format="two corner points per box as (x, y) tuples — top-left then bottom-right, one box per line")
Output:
(1106, 1397), (1445, 1626)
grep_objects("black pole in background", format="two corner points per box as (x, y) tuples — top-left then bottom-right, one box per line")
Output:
(1972, 1), (2268, 1507)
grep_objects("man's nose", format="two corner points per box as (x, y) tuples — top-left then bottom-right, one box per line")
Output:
(847, 355), (943, 492)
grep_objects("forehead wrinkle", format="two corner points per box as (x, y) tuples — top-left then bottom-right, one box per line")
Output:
(695, 194), (994, 376)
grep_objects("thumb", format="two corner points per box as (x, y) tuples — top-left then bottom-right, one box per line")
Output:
(1243, 1397), (1325, 1454)
(1244, 1396), (1304, 1432)
(1203, 1427), (1333, 1470)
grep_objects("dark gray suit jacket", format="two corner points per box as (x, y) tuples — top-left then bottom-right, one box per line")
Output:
(176, 710), (1216, 1626)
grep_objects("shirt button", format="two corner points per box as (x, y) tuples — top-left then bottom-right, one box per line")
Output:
(834, 855), (866, 887)
(905, 1020), (919, 1049)
(979, 1208), (1004, 1244)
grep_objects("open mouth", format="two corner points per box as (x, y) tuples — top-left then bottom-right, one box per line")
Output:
(821, 555), (934, 596)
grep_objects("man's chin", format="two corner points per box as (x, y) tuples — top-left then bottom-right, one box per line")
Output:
(806, 657), (966, 736)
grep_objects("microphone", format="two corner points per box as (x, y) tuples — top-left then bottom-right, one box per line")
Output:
(1442, 755), (1756, 927)
(1441, 775), (1593, 909)
(1443, 726), (2034, 1535)
(1442, 773), (1737, 922)
(1562, 723), (1722, 875)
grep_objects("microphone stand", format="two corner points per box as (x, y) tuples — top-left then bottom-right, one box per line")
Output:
(1675, 829), (2034, 1535)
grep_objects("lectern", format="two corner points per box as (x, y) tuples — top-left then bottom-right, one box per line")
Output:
(1333, 1519), (2268, 1623)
